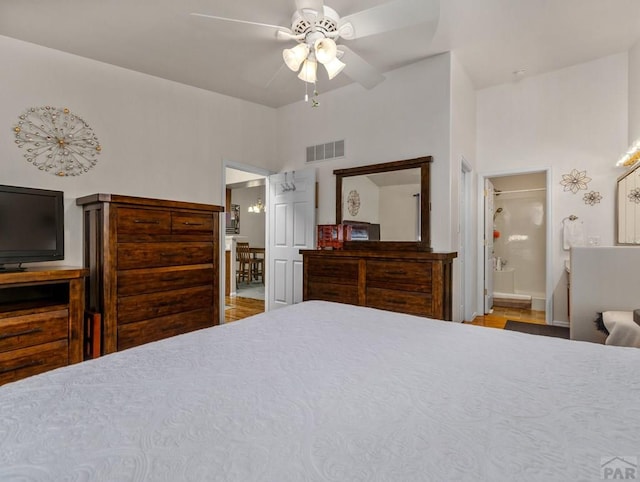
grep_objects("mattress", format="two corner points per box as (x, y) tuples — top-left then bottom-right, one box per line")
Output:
(1, 300), (639, 481)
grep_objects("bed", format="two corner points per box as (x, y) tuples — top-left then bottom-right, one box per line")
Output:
(1, 300), (639, 481)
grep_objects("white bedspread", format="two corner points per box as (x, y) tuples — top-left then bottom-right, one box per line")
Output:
(1, 301), (639, 481)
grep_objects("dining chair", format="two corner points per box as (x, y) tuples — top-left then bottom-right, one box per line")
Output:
(236, 242), (253, 285)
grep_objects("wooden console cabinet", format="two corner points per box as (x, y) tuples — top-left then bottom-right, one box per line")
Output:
(0, 267), (87, 385)
(301, 250), (456, 320)
(77, 194), (223, 354)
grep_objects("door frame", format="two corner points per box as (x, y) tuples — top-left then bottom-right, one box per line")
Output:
(483, 177), (495, 314)
(476, 167), (553, 324)
(460, 158), (475, 321)
(221, 160), (274, 324)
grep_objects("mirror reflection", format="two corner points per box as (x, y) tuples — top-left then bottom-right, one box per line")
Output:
(341, 168), (421, 241)
(617, 162), (640, 245)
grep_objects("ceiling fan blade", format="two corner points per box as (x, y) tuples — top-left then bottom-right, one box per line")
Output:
(189, 13), (296, 40)
(295, 0), (325, 24)
(339, 0), (439, 40)
(338, 45), (385, 89)
(264, 63), (288, 90)
(295, 0), (325, 15)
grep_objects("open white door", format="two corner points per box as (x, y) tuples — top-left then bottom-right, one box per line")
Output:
(484, 178), (495, 313)
(267, 168), (316, 310)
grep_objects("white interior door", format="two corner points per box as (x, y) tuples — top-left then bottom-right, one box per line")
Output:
(267, 168), (316, 310)
(484, 178), (495, 313)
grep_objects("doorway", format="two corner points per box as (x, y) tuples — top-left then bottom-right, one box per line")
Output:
(223, 162), (271, 323)
(478, 169), (552, 324)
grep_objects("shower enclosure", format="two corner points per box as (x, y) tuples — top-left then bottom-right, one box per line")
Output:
(491, 174), (547, 312)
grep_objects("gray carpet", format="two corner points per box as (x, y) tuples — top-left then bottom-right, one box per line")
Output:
(504, 320), (569, 339)
(236, 281), (264, 301)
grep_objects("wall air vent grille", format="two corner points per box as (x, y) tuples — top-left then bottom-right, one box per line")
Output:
(306, 140), (345, 162)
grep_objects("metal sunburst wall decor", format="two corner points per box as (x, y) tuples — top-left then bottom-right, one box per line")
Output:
(13, 106), (102, 176)
(583, 191), (602, 206)
(560, 169), (591, 194)
(628, 187), (640, 204)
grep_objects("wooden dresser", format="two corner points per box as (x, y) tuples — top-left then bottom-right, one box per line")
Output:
(0, 267), (87, 385)
(301, 250), (456, 320)
(76, 194), (223, 354)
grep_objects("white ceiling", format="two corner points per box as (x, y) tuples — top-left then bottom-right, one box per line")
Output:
(1, 0), (639, 108)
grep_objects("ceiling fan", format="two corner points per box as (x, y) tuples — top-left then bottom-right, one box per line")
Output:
(191, 0), (439, 91)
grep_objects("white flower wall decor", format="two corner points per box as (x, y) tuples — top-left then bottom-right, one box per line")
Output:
(560, 169), (591, 194)
(628, 187), (640, 204)
(583, 191), (602, 206)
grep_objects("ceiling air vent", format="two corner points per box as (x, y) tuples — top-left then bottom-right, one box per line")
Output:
(306, 140), (345, 163)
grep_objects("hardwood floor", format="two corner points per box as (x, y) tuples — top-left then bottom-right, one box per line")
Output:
(224, 296), (264, 323)
(468, 306), (546, 329)
(224, 297), (547, 328)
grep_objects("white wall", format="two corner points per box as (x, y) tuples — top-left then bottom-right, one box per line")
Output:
(231, 185), (266, 248)
(0, 36), (277, 267)
(450, 53), (478, 322)
(477, 53), (628, 322)
(378, 184), (420, 241)
(276, 53), (453, 251)
(629, 40), (640, 144)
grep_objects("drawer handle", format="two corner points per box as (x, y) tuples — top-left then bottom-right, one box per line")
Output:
(182, 222), (204, 226)
(0, 328), (43, 341)
(387, 270), (407, 276)
(133, 219), (161, 224)
(0, 359), (44, 375)
(324, 291), (339, 296)
(388, 299), (407, 305)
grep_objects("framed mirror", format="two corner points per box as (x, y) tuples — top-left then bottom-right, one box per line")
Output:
(617, 162), (640, 245)
(334, 156), (432, 251)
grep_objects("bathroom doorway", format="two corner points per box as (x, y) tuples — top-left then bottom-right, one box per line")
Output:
(481, 170), (551, 324)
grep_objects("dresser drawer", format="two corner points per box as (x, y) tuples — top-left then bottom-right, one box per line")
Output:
(118, 308), (213, 351)
(172, 212), (213, 234)
(0, 340), (68, 385)
(366, 287), (433, 317)
(306, 257), (359, 281)
(118, 285), (213, 324)
(366, 260), (433, 290)
(307, 280), (359, 304)
(117, 242), (213, 269)
(118, 266), (215, 296)
(117, 208), (171, 236)
(0, 309), (69, 353)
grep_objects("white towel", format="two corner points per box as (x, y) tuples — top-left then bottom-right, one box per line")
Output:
(603, 311), (640, 348)
(563, 219), (585, 251)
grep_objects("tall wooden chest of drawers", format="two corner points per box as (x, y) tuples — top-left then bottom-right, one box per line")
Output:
(77, 194), (223, 354)
(301, 250), (456, 320)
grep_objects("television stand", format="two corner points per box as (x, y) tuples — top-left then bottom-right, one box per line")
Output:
(0, 263), (26, 272)
(0, 266), (88, 385)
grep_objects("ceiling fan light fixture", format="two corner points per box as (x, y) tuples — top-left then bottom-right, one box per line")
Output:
(283, 43), (310, 71)
(298, 58), (318, 83)
(314, 37), (337, 64)
(323, 56), (346, 79)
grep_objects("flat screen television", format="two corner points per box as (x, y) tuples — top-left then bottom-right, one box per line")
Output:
(0, 184), (64, 270)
